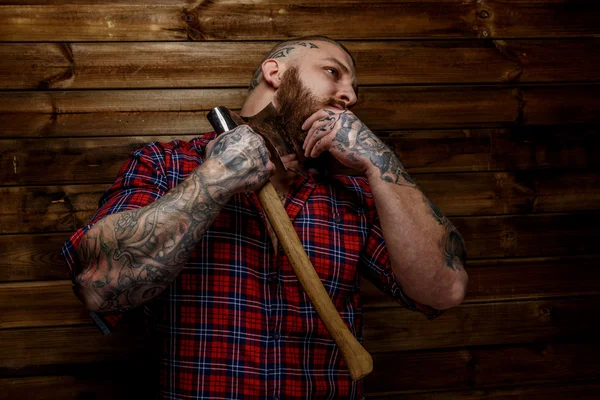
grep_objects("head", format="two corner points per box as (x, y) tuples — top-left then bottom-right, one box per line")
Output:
(242, 36), (358, 131)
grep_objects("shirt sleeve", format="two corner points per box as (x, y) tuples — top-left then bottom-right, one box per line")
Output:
(359, 213), (441, 319)
(61, 143), (170, 334)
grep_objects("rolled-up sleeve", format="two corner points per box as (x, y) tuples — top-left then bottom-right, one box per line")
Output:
(61, 142), (169, 333)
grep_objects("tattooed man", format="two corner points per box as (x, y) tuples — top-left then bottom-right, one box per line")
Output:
(63, 36), (467, 399)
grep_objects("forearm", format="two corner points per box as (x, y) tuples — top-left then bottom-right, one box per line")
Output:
(301, 108), (468, 308)
(366, 164), (468, 310)
(75, 158), (232, 312)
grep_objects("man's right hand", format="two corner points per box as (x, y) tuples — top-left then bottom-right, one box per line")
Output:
(205, 125), (275, 194)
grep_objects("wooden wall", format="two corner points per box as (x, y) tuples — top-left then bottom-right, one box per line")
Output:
(1, 1), (600, 398)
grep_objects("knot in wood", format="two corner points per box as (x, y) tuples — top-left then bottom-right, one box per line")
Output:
(478, 10), (490, 19)
(539, 307), (552, 317)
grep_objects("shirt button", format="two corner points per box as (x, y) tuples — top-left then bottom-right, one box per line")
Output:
(334, 215), (341, 223)
(274, 333), (280, 340)
(273, 396), (280, 400)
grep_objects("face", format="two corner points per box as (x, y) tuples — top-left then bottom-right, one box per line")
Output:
(273, 41), (358, 160)
(291, 40), (358, 111)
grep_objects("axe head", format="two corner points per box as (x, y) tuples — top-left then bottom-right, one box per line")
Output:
(207, 104), (305, 173)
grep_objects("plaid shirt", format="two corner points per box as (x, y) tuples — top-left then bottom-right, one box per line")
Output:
(62, 132), (437, 399)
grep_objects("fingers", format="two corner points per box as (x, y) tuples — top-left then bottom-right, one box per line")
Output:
(280, 153), (300, 172)
(303, 112), (339, 158)
(301, 109), (334, 131)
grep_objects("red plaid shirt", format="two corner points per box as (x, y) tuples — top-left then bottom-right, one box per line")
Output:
(62, 132), (437, 399)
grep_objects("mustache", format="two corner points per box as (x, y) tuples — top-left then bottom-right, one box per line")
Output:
(327, 98), (347, 110)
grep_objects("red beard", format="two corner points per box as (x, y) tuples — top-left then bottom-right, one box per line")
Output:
(274, 67), (340, 173)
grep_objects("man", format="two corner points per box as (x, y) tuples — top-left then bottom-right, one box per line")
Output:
(63, 36), (467, 399)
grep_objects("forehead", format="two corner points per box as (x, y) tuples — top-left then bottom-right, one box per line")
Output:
(297, 41), (357, 82)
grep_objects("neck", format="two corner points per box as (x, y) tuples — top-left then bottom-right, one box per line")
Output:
(241, 86), (276, 117)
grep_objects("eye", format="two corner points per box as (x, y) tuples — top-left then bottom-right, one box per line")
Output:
(325, 68), (339, 78)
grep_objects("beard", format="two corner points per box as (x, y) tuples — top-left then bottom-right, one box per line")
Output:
(274, 67), (337, 174)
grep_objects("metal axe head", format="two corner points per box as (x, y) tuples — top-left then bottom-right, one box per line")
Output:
(207, 103), (305, 173)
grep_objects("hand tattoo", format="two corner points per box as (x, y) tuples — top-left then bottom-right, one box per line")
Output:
(328, 111), (416, 187)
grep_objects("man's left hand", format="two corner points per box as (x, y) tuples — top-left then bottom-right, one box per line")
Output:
(302, 109), (403, 181)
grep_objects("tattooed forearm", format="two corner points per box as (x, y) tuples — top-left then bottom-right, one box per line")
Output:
(75, 168), (230, 312)
(75, 128), (271, 312)
(422, 195), (467, 271)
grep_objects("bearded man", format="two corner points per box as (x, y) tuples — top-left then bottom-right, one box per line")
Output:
(63, 36), (468, 399)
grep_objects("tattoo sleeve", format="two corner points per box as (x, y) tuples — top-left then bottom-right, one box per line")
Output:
(328, 111), (466, 272)
(423, 195), (467, 271)
(75, 162), (232, 312)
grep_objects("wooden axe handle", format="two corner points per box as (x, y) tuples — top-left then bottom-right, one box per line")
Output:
(207, 106), (373, 380)
(258, 182), (373, 381)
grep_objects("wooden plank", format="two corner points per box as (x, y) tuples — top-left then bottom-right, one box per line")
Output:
(5, 218), (598, 284)
(371, 382), (600, 399)
(362, 296), (599, 353)
(361, 255), (600, 308)
(3, 40), (600, 90)
(0, 325), (145, 370)
(455, 212), (600, 259)
(365, 342), (600, 394)
(1, 349), (598, 399)
(385, 127), (600, 173)
(1, 85), (598, 138)
(0, 372), (152, 400)
(0, 136), (198, 186)
(4, 251), (600, 328)
(0, 298), (595, 369)
(0, 111), (208, 137)
(3, 128), (599, 181)
(0, 89), (246, 113)
(0, 184), (107, 235)
(0, 212), (598, 282)
(0, 280), (87, 329)
(4, 254), (600, 328)
(414, 170), (600, 216)
(0, 233), (70, 282)
(1, 1), (599, 42)
(3, 169), (600, 234)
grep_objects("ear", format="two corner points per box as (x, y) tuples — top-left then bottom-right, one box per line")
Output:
(261, 59), (282, 89)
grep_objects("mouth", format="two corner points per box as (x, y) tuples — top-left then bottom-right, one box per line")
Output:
(326, 100), (347, 111)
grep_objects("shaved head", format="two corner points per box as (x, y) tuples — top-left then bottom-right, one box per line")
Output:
(249, 35), (356, 91)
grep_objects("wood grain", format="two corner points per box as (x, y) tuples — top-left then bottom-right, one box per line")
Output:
(1, 1), (600, 41)
(3, 254), (599, 328)
(371, 382), (600, 399)
(361, 255), (600, 307)
(1, 343), (597, 398)
(0, 281), (88, 329)
(454, 212), (600, 259)
(1, 85), (598, 139)
(365, 341), (600, 394)
(0, 325), (145, 370)
(0, 212), (597, 282)
(0, 136), (197, 185)
(362, 296), (598, 353)
(2, 169), (599, 234)
(2, 40), (600, 89)
(0, 233), (70, 282)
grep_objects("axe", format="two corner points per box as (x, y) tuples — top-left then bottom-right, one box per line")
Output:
(207, 104), (373, 381)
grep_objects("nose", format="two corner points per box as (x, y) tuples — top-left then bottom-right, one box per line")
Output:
(337, 84), (358, 109)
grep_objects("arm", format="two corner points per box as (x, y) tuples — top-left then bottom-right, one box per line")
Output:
(302, 110), (467, 310)
(75, 127), (274, 312)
